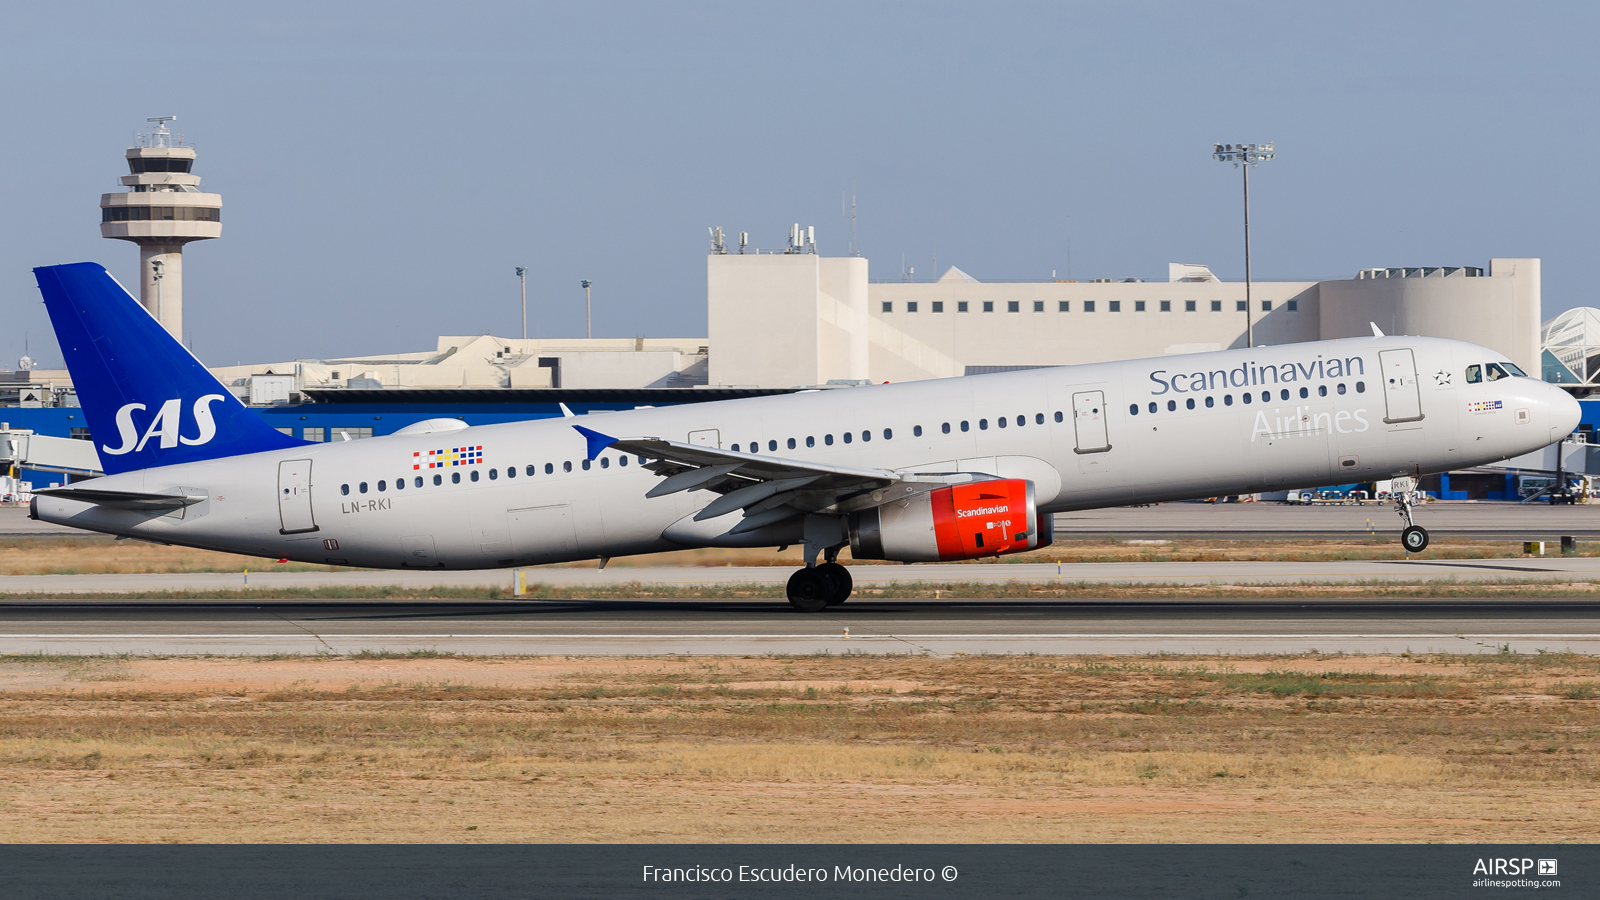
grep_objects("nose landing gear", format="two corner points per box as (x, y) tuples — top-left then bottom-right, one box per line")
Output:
(1391, 477), (1430, 552)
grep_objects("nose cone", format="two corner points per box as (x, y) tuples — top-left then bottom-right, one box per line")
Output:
(1547, 382), (1582, 439)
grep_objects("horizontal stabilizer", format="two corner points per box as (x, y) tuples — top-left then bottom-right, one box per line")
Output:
(34, 486), (207, 511)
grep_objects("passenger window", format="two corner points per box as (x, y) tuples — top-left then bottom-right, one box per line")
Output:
(488, 469), (498, 480)
(395, 478), (404, 490)
(451, 472), (461, 484)
(883, 428), (892, 439)
(1486, 363), (1510, 381)
(378, 480), (387, 491)
(341, 484), (349, 496)
(1299, 387), (1309, 399)
(806, 436), (815, 448)
(1148, 402), (1157, 413)
(1356, 381), (1366, 393)
(1280, 389), (1290, 401)
(769, 440), (778, 451)
(961, 421), (970, 432)
(638, 456), (647, 464)
(788, 438), (797, 449)
(1129, 404), (1139, 415)
(1260, 391), (1270, 402)
(1167, 400), (1176, 411)
(470, 470), (480, 482)
(731, 443), (740, 452)
(433, 474), (442, 485)
(507, 466), (515, 478)
(601, 457), (610, 468)
(1242, 392), (1252, 404)
(842, 432), (852, 444)
(1223, 395), (1233, 406)
(1204, 396), (1214, 408)
(996, 417), (1006, 428)
(414, 476), (423, 487)
(863, 430), (872, 442)
(1337, 383), (1346, 394)
(1465, 365), (1482, 383)
(941, 423), (950, 434)
(1053, 411), (1063, 423)
(563, 461), (572, 472)
(1186, 398), (1195, 410)
(1035, 413), (1043, 424)
(1318, 385), (1327, 397)
(824, 434), (834, 446)
(582, 459), (591, 470)
(1016, 415), (1025, 427)
(544, 463), (554, 474)
(359, 482), (368, 494)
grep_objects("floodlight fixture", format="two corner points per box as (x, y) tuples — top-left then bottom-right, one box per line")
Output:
(1212, 141), (1276, 348)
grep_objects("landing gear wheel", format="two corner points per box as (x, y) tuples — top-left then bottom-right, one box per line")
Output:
(786, 568), (831, 612)
(1402, 525), (1430, 553)
(817, 562), (853, 605)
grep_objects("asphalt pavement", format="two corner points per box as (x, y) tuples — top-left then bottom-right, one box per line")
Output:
(0, 597), (1595, 656)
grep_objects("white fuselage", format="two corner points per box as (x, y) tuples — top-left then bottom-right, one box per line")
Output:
(34, 336), (1579, 569)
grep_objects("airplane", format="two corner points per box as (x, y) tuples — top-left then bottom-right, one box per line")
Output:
(28, 262), (1582, 611)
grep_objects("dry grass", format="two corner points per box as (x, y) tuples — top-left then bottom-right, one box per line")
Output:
(0, 652), (1595, 843)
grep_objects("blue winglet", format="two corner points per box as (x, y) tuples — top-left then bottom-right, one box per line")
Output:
(572, 425), (619, 460)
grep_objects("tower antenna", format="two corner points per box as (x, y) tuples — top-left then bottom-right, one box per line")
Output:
(843, 182), (859, 257)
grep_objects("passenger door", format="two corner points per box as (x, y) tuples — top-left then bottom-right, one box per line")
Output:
(1072, 391), (1111, 454)
(1378, 348), (1424, 424)
(277, 459), (317, 534)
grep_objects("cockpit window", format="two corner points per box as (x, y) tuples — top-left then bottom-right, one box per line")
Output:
(1465, 365), (1482, 384)
(1502, 361), (1527, 377)
(1486, 362), (1511, 381)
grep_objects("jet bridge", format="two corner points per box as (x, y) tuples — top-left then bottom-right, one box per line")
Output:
(0, 423), (103, 479)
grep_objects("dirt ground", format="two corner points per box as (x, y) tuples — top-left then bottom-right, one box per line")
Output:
(0, 652), (1595, 843)
(0, 534), (1584, 577)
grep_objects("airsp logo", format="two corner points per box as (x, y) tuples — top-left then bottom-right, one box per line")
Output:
(101, 395), (226, 456)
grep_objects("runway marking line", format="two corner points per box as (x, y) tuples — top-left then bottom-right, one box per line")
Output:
(5, 633), (1599, 640)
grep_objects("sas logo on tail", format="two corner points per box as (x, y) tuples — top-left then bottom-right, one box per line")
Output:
(102, 395), (226, 456)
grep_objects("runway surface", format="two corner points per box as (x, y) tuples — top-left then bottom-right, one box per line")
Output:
(3, 555), (1599, 595)
(2, 597), (1596, 656)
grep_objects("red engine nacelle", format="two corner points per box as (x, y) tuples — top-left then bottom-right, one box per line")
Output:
(848, 478), (1053, 562)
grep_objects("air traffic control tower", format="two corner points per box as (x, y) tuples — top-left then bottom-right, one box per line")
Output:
(99, 117), (222, 340)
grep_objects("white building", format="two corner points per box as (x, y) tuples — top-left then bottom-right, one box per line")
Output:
(707, 242), (1541, 388)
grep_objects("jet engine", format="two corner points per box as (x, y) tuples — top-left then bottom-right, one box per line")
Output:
(848, 478), (1053, 562)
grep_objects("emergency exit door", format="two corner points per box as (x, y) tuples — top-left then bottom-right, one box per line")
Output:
(277, 459), (318, 534)
(1072, 391), (1111, 454)
(1378, 348), (1425, 424)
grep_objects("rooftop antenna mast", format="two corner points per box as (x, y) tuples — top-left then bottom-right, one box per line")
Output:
(843, 182), (859, 257)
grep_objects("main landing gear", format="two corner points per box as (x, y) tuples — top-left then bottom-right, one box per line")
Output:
(1392, 480), (1430, 553)
(786, 546), (854, 612)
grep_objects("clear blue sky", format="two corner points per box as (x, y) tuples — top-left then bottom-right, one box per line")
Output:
(2, 1), (1594, 368)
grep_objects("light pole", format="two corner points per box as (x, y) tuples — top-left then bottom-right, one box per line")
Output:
(1212, 142), (1274, 348)
(515, 266), (528, 342)
(581, 280), (592, 339)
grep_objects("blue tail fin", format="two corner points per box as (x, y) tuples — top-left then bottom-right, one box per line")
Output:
(33, 262), (305, 475)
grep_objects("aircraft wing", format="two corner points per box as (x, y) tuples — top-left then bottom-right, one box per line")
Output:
(33, 486), (207, 511)
(573, 425), (967, 533)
